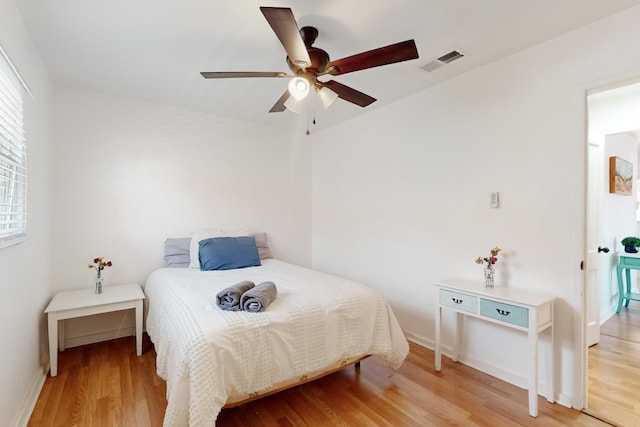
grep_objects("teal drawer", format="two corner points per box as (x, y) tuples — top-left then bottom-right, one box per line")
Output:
(440, 289), (477, 313)
(620, 256), (640, 267)
(480, 299), (529, 328)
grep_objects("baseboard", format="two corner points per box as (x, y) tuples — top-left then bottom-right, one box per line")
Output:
(555, 391), (572, 408)
(600, 307), (616, 325)
(458, 353), (528, 389)
(404, 331), (433, 350)
(64, 327), (135, 349)
(11, 367), (47, 427)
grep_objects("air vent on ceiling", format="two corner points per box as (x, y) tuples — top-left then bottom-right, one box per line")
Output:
(438, 50), (464, 63)
(420, 49), (465, 72)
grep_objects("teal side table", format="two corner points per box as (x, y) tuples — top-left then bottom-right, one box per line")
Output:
(616, 254), (640, 312)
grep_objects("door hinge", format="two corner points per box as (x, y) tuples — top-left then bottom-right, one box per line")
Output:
(580, 260), (584, 271)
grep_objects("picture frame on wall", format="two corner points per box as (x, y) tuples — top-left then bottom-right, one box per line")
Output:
(609, 156), (633, 195)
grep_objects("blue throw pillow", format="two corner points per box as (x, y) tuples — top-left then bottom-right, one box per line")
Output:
(199, 236), (261, 271)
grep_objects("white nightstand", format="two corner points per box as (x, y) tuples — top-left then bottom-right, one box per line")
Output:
(44, 283), (145, 377)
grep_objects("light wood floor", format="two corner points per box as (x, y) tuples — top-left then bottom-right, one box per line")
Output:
(587, 305), (640, 427)
(28, 335), (608, 427)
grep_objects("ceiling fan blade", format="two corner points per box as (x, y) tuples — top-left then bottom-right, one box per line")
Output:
(326, 40), (419, 76)
(321, 80), (376, 107)
(201, 71), (289, 79)
(260, 7), (311, 68)
(269, 90), (290, 113)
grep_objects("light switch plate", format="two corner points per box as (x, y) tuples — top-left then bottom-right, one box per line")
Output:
(490, 192), (500, 208)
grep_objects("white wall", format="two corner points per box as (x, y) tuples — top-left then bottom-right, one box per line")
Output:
(0, 1), (53, 426)
(311, 4), (640, 408)
(50, 86), (312, 345)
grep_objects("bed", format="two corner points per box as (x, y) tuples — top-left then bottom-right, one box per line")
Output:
(145, 234), (409, 426)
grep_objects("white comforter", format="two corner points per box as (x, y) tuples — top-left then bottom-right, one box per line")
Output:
(145, 259), (409, 426)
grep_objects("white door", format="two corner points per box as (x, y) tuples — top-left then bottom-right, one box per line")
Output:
(586, 141), (607, 347)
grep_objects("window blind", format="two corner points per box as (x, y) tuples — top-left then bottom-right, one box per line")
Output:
(0, 47), (26, 247)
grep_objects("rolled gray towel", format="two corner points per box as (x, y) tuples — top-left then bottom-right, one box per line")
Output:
(216, 280), (255, 311)
(240, 281), (278, 312)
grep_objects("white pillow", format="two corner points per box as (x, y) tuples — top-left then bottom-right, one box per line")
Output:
(188, 228), (253, 269)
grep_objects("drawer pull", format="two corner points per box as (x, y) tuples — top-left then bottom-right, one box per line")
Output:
(452, 298), (463, 304)
(496, 309), (510, 316)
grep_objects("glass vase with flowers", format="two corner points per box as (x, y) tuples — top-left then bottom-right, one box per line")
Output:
(88, 257), (112, 294)
(475, 247), (502, 287)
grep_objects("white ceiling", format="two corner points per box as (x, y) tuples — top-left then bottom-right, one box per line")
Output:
(15, 0), (640, 132)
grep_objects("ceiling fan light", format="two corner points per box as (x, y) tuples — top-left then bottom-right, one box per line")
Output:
(318, 87), (339, 109)
(284, 96), (303, 113)
(288, 77), (310, 100)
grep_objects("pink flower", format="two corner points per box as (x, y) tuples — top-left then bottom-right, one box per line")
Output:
(88, 257), (113, 274)
(475, 247), (502, 267)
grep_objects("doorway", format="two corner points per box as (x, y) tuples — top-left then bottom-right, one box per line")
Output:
(584, 82), (640, 426)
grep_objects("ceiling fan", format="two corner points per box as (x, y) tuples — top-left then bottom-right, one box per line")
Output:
(201, 7), (419, 113)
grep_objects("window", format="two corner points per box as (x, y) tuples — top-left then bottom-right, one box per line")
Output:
(0, 46), (27, 248)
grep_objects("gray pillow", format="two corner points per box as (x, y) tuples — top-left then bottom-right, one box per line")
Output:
(253, 232), (273, 259)
(164, 237), (191, 267)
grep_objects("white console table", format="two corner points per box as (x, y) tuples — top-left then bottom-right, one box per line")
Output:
(434, 279), (554, 417)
